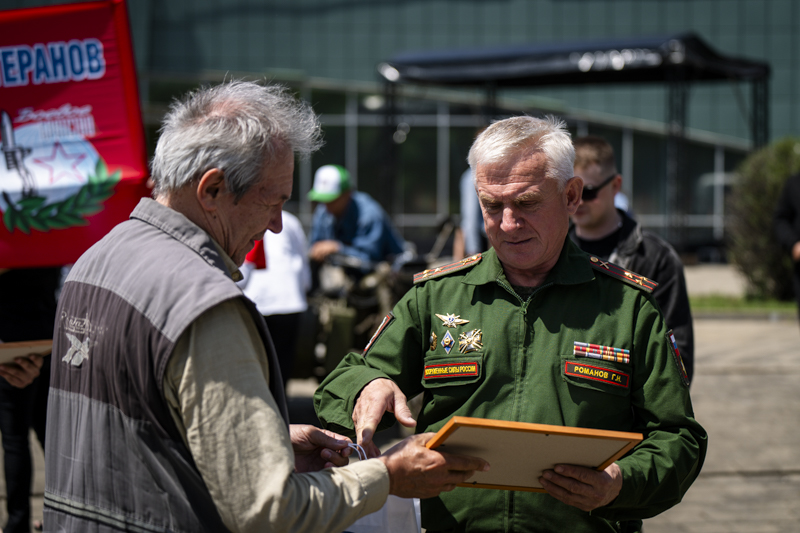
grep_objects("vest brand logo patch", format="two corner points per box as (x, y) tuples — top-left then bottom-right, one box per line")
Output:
(62, 332), (90, 367)
(565, 361), (629, 388)
(423, 362), (479, 380)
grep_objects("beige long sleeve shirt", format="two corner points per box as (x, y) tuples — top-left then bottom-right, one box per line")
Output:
(162, 249), (389, 533)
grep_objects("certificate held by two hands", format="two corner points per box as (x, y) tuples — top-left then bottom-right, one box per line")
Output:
(425, 416), (642, 492)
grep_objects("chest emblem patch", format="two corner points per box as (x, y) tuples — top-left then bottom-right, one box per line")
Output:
(565, 361), (630, 388)
(441, 330), (455, 354)
(458, 329), (483, 354)
(435, 313), (469, 328)
(424, 361), (479, 380)
(429, 331), (438, 351)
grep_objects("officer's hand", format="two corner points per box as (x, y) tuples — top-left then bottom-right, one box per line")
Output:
(539, 462), (623, 511)
(353, 378), (416, 458)
(378, 432), (490, 499)
(0, 354), (44, 389)
(309, 240), (341, 262)
(792, 241), (800, 262)
(290, 424), (353, 472)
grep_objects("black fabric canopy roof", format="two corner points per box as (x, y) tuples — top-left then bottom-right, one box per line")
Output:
(378, 32), (770, 87)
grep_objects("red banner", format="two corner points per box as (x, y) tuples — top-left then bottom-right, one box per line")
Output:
(0, 0), (148, 268)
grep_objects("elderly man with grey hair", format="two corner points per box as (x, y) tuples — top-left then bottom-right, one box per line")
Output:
(316, 116), (707, 532)
(44, 81), (488, 533)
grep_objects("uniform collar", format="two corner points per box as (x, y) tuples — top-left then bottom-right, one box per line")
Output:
(462, 238), (594, 288)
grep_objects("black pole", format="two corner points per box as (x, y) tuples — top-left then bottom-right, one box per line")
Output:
(665, 68), (689, 251)
(752, 77), (769, 149)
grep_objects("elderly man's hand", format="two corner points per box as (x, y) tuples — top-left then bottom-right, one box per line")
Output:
(290, 424), (354, 472)
(353, 378), (416, 458)
(539, 462), (623, 511)
(309, 240), (341, 262)
(378, 432), (490, 499)
(0, 354), (44, 389)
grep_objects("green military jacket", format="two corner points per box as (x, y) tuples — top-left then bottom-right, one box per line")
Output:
(315, 239), (707, 533)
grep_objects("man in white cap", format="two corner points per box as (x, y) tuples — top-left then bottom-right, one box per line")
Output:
(308, 164), (406, 267)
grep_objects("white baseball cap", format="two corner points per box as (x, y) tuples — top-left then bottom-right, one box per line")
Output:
(307, 165), (352, 203)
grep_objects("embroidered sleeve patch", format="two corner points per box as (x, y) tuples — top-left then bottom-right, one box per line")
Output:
(423, 362), (479, 380)
(667, 330), (690, 386)
(565, 361), (630, 388)
(362, 312), (394, 356)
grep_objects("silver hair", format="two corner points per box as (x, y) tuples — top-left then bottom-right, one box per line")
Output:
(150, 80), (323, 199)
(467, 115), (575, 188)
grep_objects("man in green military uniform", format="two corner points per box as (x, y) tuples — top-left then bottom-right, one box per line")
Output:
(314, 116), (707, 533)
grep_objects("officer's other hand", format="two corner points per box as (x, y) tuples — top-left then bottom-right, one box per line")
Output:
(0, 354), (44, 389)
(290, 424), (354, 472)
(378, 432), (490, 499)
(539, 462), (623, 511)
(792, 241), (800, 262)
(353, 378), (416, 458)
(309, 240), (341, 262)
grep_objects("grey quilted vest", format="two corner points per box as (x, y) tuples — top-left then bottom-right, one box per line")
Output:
(44, 198), (289, 533)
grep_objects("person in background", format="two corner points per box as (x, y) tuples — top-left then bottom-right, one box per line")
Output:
(239, 210), (311, 388)
(570, 135), (695, 384)
(44, 80), (488, 533)
(308, 164), (406, 268)
(774, 172), (800, 323)
(0, 267), (60, 533)
(316, 116), (706, 533)
(453, 167), (487, 260)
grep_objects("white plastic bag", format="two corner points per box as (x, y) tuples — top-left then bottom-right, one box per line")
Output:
(342, 495), (421, 533)
(342, 444), (421, 533)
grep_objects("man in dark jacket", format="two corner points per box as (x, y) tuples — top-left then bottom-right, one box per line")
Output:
(569, 136), (694, 383)
(773, 173), (800, 321)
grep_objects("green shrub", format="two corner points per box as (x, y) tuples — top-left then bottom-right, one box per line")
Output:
(728, 137), (800, 300)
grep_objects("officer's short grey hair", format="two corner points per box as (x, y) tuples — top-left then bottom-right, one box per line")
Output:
(151, 80), (322, 199)
(467, 115), (575, 189)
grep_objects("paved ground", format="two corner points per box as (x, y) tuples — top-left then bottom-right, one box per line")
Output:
(4, 266), (799, 532)
(643, 318), (800, 533)
(683, 263), (748, 297)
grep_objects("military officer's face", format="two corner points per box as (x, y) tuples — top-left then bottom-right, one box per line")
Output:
(475, 150), (582, 284)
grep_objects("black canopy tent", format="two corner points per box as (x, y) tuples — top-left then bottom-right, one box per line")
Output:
(377, 33), (770, 248)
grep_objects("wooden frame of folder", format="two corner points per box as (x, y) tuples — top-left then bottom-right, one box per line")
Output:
(426, 416), (643, 492)
(0, 340), (53, 365)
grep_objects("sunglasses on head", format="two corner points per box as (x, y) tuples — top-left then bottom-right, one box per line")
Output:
(581, 173), (617, 201)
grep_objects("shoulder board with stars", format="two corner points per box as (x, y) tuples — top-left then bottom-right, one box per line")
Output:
(588, 256), (658, 293)
(413, 253), (482, 284)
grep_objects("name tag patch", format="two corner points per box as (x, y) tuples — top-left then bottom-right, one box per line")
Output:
(424, 362), (479, 380)
(565, 361), (629, 388)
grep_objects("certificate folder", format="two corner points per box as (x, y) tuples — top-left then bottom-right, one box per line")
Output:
(0, 340), (53, 365)
(426, 416), (642, 492)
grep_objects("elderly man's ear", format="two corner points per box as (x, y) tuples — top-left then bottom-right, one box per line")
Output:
(565, 176), (583, 214)
(196, 169), (226, 212)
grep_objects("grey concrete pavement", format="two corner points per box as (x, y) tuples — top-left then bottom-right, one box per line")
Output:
(684, 263), (747, 298)
(643, 318), (800, 533)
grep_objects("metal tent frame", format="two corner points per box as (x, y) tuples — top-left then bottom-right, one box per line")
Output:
(377, 32), (770, 248)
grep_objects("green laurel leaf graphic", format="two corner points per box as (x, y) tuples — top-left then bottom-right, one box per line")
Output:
(0, 158), (122, 234)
